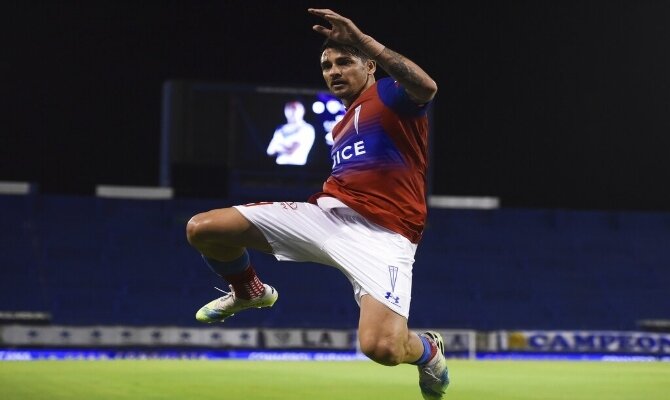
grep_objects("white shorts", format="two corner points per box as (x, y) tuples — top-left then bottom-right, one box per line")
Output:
(233, 199), (417, 318)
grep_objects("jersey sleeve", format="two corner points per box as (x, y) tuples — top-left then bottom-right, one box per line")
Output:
(376, 77), (431, 117)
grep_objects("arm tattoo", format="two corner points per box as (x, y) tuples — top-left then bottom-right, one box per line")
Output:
(379, 47), (424, 87)
(374, 46), (436, 103)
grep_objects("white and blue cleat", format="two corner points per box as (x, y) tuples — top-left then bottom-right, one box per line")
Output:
(195, 284), (278, 323)
(418, 331), (450, 399)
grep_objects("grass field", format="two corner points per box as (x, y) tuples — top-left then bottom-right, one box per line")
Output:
(1, 359), (669, 399)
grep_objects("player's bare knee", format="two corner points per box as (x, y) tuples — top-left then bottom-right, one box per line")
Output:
(359, 336), (404, 366)
(187, 208), (244, 249)
(186, 213), (212, 248)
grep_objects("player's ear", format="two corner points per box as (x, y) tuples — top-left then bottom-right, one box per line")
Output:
(366, 59), (376, 75)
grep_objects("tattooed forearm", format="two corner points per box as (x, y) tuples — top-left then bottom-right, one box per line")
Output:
(375, 47), (437, 104)
(356, 33), (437, 103)
(380, 48), (422, 85)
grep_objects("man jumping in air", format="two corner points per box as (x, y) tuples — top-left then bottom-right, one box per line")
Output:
(187, 8), (448, 399)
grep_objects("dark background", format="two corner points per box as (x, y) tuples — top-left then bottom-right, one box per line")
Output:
(4, 0), (670, 210)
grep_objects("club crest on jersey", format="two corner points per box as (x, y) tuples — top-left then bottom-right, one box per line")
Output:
(385, 266), (401, 307)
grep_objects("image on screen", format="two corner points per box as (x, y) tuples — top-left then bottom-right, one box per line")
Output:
(165, 82), (345, 198)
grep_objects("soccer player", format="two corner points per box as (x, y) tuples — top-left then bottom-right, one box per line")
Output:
(186, 8), (449, 399)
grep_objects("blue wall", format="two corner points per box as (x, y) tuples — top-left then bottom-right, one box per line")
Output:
(1, 194), (669, 330)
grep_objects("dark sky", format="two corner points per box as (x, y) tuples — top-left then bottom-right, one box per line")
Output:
(4, 0), (670, 210)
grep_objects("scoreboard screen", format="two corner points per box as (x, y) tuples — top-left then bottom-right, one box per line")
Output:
(163, 81), (345, 199)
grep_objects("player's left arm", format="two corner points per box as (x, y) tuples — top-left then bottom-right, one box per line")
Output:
(309, 8), (437, 105)
(369, 46), (437, 105)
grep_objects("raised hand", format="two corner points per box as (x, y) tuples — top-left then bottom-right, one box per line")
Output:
(308, 8), (366, 47)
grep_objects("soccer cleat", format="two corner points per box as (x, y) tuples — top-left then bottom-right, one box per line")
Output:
(195, 284), (278, 323)
(418, 331), (450, 400)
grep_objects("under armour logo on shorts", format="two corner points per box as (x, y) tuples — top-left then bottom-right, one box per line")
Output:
(385, 291), (401, 305)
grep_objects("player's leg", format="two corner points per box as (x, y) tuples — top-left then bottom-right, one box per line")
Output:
(358, 295), (449, 399)
(187, 202), (338, 323)
(323, 209), (427, 365)
(187, 206), (272, 257)
(186, 207), (277, 323)
(357, 294), (423, 365)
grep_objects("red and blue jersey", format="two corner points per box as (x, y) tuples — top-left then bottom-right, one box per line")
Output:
(310, 77), (431, 243)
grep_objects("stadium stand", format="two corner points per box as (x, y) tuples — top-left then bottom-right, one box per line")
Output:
(1, 193), (669, 331)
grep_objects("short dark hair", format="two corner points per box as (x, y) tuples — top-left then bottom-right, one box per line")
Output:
(321, 39), (370, 62)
